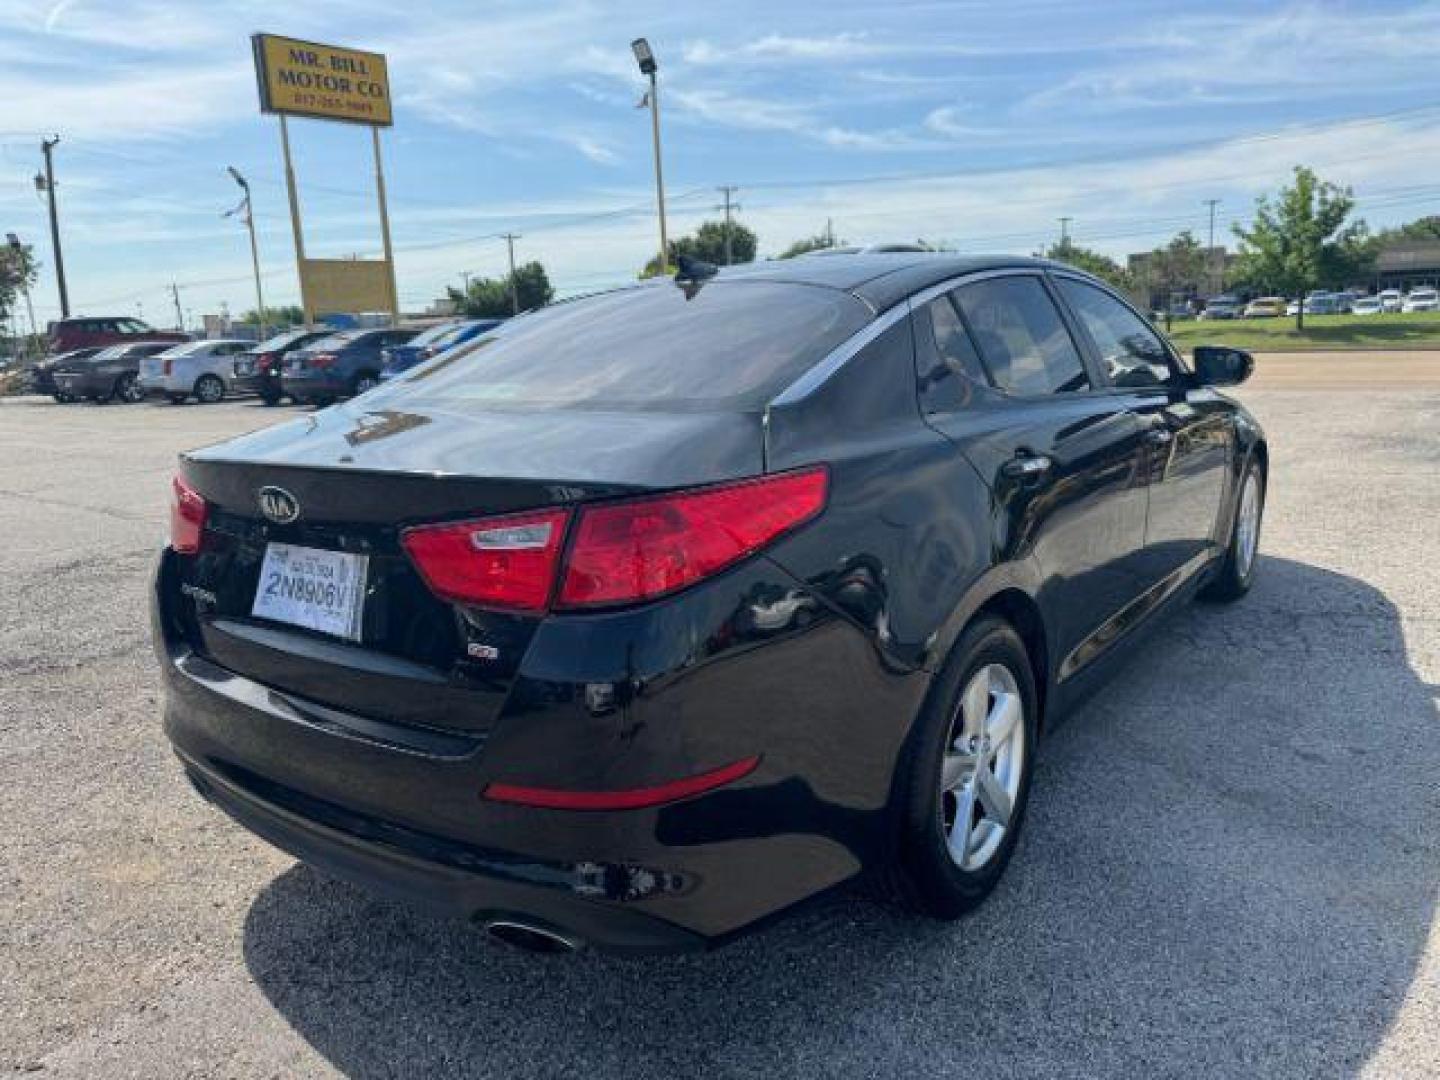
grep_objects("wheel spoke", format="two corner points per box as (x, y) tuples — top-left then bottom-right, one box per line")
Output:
(947, 786), (976, 864)
(986, 692), (1021, 747)
(960, 668), (991, 740)
(940, 750), (975, 792)
(976, 766), (1013, 828)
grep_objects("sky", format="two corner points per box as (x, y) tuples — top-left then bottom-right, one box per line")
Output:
(3, 0), (1440, 327)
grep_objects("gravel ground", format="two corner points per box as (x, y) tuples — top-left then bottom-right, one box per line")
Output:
(1, 376), (1437, 1079)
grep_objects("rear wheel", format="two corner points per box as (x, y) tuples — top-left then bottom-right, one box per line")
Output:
(194, 374), (225, 404)
(881, 617), (1038, 918)
(114, 372), (144, 404)
(351, 371), (379, 396)
(1201, 458), (1264, 602)
(259, 389), (282, 406)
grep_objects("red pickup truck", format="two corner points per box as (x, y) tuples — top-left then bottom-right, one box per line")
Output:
(48, 316), (189, 354)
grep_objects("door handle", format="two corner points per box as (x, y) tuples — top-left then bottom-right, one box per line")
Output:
(1001, 454), (1053, 481)
(1144, 428), (1174, 447)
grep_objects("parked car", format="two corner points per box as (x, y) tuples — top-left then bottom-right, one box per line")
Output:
(27, 347), (101, 399)
(1351, 296), (1383, 315)
(379, 319), (503, 381)
(137, 340), (253, 404)
(1402, 287), (1439, 313)
(155, 254), (1267, 953)
(1302, 293), (1343, 316)
(47, 316), (188, 354)
(1378, 289), (1404, 313)
(1243, 296), (1286, 318)
(282, 327), (419, 405)
(1197, 295), (1242, 320)
(233, 328), (331, 406)
(51, 341), (175, 403)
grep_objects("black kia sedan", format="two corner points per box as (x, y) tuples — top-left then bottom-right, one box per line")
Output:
(154, 254), (1266, 953)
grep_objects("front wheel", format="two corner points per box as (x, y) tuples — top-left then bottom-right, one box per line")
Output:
(1200, 458), (1265, 602)
(881, 617), (1039, 919)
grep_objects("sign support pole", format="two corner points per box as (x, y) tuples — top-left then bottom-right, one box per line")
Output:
(371, 126), (400, 325)
(278, 115), (313, 324)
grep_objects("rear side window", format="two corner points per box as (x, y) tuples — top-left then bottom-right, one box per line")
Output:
(385, 282), (871, 411)
(953, 277), (1089, 396)
(917, 296), (989, 413)
(1056, 278), (1178, 389)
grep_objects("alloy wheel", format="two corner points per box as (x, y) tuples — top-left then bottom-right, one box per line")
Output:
(940, 663), (1026, 872)
(196, 375), (224, 403)
(117, 374), (144, 404)
(1236, 471), (1261, 578)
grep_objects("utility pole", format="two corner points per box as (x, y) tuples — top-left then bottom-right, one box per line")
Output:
(501, 233), (520, 316)
(632, 39), (668, 275)
(825, 217), (835, 248)
(1058, 216), (1072, 246)
(716, 185), (740, 265)
(227, 167), (266, 341)
(38, 136), (69, 318)
(1204, 198), (1221, 295)
(170, 284), (184, 332)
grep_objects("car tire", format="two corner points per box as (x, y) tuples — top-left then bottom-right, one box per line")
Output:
(351, 372), (379, 396)
(114, 373), (144, 404)
(194, 374), (225, 404)
(1201, 458), (1265, 602)
(879, 616), (1039, 919)
(259, 391), (282, 407)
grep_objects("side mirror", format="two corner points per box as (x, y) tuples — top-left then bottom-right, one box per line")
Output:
(1192, 345), (1254, 387)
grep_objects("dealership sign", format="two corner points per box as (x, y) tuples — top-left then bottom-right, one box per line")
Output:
(252, 33), (392, 127)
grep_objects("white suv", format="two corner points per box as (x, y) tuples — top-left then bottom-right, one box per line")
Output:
(1402, 288), (1439, 313)
(137, 340), (253, 404)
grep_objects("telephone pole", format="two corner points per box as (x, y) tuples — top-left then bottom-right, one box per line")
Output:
(501, 233), (520, 316)
(38, 136), (69, 318)
(716, 185), (740, 265)
(227, 167), (266, 341)
(1058, 216), (1072, 245)
(170, 284), (184, 332)
(1204, 198), (1221, 294)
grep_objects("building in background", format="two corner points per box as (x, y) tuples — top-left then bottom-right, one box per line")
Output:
(1373, 241), (1440, 293)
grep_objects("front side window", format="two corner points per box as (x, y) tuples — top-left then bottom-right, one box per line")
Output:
(952, 276), (1089, 396)
(1057, 278), (1178, 389)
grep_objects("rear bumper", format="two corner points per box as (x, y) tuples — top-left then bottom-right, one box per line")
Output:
(234, 370), (282, 396)
(283, 373), (347, 399)
(152, 547), (922, 950)
(53, 371), (114, 397)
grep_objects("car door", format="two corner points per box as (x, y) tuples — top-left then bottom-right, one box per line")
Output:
(915, 271), (1150, 668)
(1051, 273), (1231, 584)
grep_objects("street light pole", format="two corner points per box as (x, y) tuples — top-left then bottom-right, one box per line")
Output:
(228, 167), (267, 342)
(501, 233), (521, 316)
(38, 136), (69, 318)
(632, 38), (668, 275)
(1204, 198), (1221, 295)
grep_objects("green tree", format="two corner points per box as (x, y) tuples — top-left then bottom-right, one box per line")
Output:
(777, 231), (845, 259)
(0, 241), (39, 327)
(1144, 230), (1210, 298)
(1043, 238), (1133, 292)
(641, 219), (759, 277)
(1369, 214), (1440, 245)
(446, 261), (554, 318)
(1232, 166), (1371, 329)
(236, 305), (305, 328)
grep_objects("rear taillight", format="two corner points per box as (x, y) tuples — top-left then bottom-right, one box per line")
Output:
(400, 467), (828, 613)
(170, 475), (207, 554)
(401, 508), (569, 612)
(163, 359), (173, 376)
(257, 352), (275, 371)
(558, 468), (828, 607)
(310, 353), (337, 370)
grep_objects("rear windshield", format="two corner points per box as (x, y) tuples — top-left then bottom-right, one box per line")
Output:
(409, 323), (461, 347)
(253, 329), (315, 352)
(378, 281), (869, 411)
(308, 330), (366, 351)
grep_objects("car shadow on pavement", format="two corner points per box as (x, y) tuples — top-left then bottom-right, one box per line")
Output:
(242, 556), (1437, 1078)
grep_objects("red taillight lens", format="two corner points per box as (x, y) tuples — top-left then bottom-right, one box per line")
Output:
(483, 755), (761, 811)
(310, 352), (337, 370)
(400, 468), (827, 613)
(558, 467), (828, 608)
(257, 352), (275, 371)
(401, 508), (570, 612)
(170, 474), (207, 554)
(163, 358), (173, 376)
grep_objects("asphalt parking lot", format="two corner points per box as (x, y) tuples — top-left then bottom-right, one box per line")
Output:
(2, 362), (1437, 1078)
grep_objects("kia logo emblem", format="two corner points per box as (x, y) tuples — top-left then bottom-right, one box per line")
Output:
(257, 486), (300, 524)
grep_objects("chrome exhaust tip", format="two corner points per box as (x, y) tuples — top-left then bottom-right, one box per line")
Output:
(482, 918), (582, 954)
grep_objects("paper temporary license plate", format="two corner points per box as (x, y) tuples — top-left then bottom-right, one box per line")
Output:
(251, 543), (368, 641)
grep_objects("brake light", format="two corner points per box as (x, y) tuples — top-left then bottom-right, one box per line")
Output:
(163, 358), (173, 376)
(309, 353), (337, 370)
(400, 468), (827, 613)
(401, 508), (570, 612)
(169, 474), (207, 554)
(558, 468), (827, 608)
(257, 352), (275, 371)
